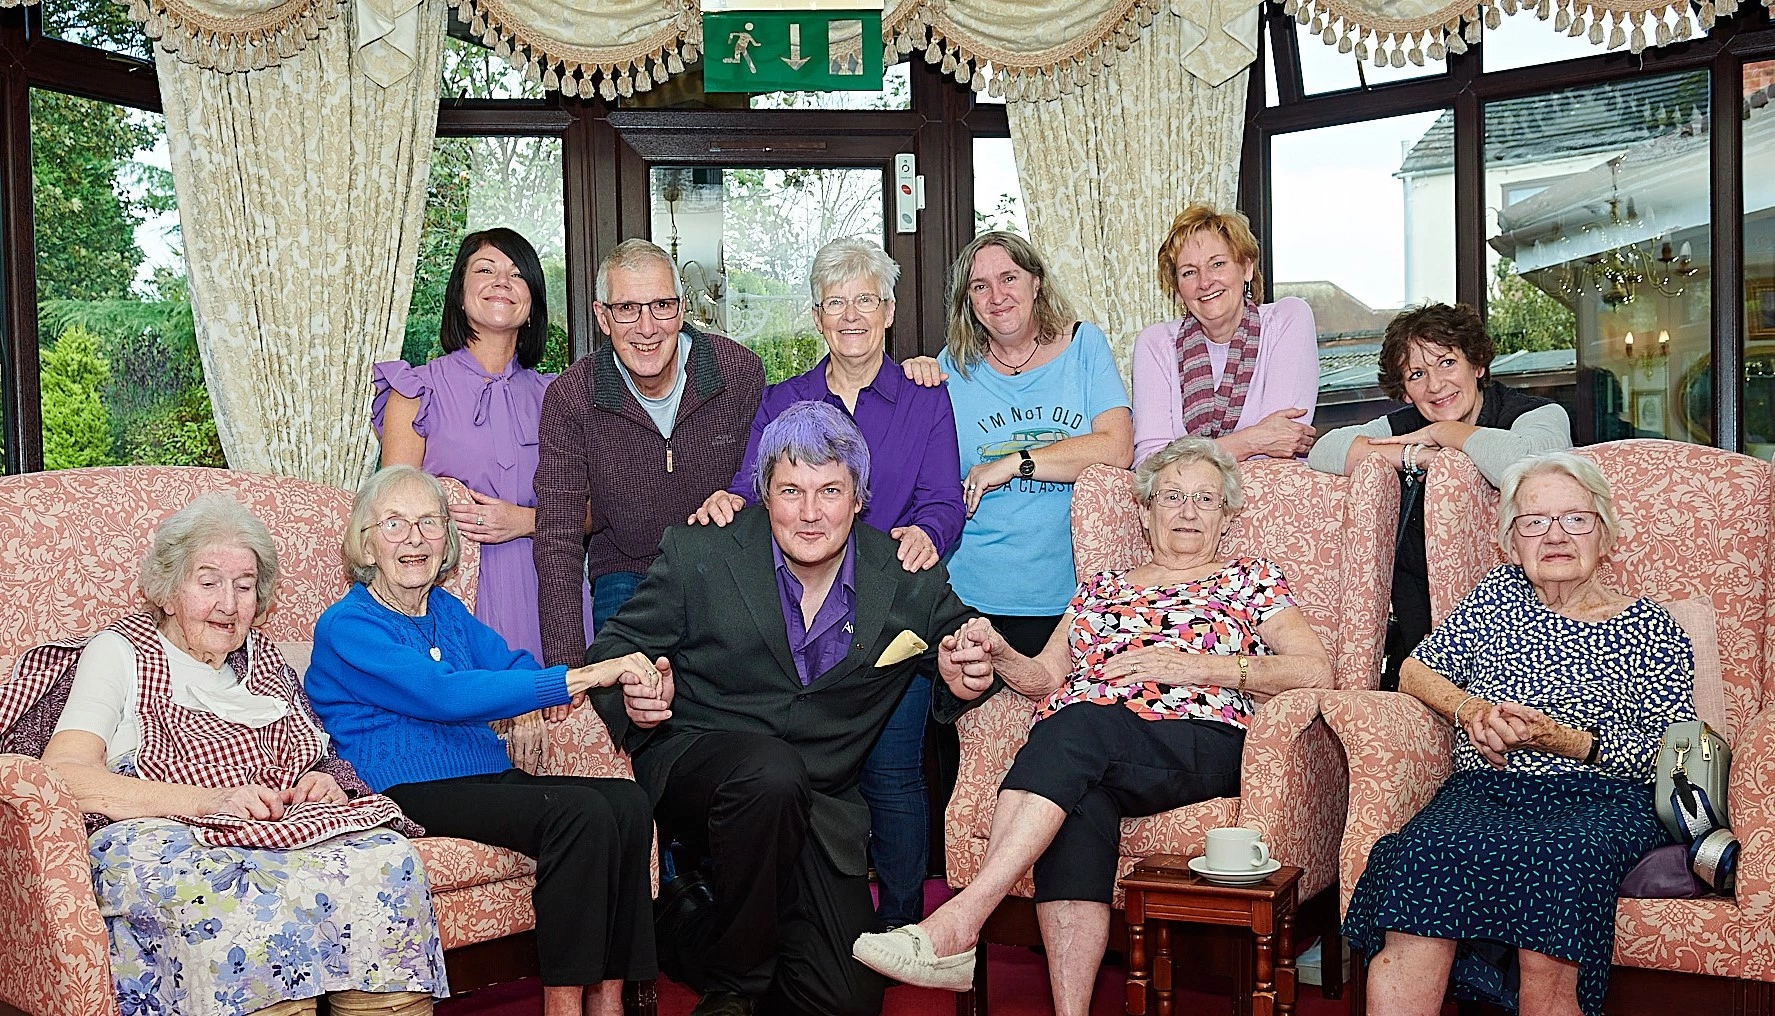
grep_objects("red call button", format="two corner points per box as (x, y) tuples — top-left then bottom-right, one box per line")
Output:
(900, 183), (913, 195)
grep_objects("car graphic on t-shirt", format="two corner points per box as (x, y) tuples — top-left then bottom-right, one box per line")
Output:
(978, 428), (1070, 461)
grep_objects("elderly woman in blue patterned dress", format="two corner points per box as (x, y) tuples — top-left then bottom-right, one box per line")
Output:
(8, 495), (445, 1016)
(1343, 452), (1696, 1016)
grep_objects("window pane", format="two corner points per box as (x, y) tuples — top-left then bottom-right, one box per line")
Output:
(409, 136), (567, 372)
(1485, 70), (1711, 447)
(751, 59), (911, 109)
(42, 0), (151, 61)
(1263, 26), (1280, 107)
(1270, 111), (1454, 427)
(650, 165), (885, 382)
(1297, 22), (1445, 95)
(32, 90), (209, 470)
(1481, 8), (1703, 74)
(974, 137), (1026, 236)
(439, 34), (547, 100)
(1744, 61), (1775, 459)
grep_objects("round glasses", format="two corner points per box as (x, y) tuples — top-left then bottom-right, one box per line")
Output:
(1511, 511), (1600, 538)
(1150, 489), (1226, 511)
(604, 298), (683, 324)
(816, 294), (886, 317)
(364, 515), (447, 542)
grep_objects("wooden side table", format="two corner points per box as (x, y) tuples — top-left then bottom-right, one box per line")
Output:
(1120, 854), (1302, 1016)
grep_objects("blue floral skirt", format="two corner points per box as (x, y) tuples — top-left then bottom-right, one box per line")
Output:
(91, 818), (448, 1016)
(1342, 769), (1668, 1016)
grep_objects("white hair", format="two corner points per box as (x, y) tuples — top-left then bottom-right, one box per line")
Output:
(1498, 452), (1619, 555)
(595, 238), (682, 303)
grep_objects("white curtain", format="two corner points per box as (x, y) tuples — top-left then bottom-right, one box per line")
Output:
(1007, 6), (1251, 373)
(157, 0), (446, 486)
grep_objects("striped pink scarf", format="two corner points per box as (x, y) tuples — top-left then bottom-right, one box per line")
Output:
(1175, 299), (1264, 439)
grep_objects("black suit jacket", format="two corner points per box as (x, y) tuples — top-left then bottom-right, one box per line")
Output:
(588, 508), (985, 875)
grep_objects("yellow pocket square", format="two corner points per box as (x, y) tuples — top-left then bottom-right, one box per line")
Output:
(874, 630), (928, 668)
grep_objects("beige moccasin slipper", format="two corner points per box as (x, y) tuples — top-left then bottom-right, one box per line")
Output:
(851, 925), (976, 992)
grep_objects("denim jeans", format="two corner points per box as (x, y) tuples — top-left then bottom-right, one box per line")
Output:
(592, 571), (644, 632)
(860, 674), (932, 929)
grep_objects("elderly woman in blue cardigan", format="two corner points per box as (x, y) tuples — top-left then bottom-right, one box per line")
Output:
(307, 465), (673, 1016)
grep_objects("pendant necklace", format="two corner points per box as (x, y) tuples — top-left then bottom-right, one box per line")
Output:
(990, 341), (1040, 375)
(370, 585), (442, 661)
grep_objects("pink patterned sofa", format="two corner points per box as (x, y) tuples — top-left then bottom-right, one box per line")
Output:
(1322, 441), (1775, 1013)
(0, 466), (641, 1016)
(943, 457), (1399, 1008)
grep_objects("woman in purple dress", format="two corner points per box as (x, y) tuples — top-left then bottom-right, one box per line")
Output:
(373, 229), (596, 759)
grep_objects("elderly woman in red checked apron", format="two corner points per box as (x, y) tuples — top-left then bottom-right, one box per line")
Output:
(0, 495), (445, 1016)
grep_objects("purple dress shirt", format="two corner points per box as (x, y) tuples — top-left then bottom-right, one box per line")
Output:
(772, 536), (858, 686)
(729, 355), (965, 555)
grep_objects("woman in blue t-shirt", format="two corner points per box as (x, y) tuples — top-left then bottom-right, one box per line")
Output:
(921, 232), (1133, 655)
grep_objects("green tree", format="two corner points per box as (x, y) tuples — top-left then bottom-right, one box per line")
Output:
(1487, 258), (1576, 355)
(40, 325), (116, 469)
(31, 90), (170, 303)
(41, 0), (152, 60)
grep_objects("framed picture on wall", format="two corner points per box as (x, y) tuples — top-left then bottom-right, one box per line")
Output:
(1634, 390), (1666, 433)
(1753, 283), (1775, 339)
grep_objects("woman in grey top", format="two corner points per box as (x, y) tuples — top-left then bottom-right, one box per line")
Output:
(1307, 303), (1570, 687)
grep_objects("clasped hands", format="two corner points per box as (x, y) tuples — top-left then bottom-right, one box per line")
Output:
(548, 651), (675, 729)
(938, 617), (1002, 700)
(209, 771), (348, 820)
(1456, 699), (1571, 768)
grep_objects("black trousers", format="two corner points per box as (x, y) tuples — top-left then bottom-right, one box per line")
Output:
(654, 731), (885, 1016)
(1000, 703), (1245, 904)
(384, 769), (657, 985)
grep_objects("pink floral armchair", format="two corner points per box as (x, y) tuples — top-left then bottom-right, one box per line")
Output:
(942, 457), (1399, 972)
(0, 466), (641, 1016)
(1322, 441), (1775, 1002)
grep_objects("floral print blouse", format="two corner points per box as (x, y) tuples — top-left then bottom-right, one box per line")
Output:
(1034, 558), (1297, 731)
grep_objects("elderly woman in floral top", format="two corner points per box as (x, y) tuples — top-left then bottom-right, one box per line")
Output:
(854, 435), (1332, 1016)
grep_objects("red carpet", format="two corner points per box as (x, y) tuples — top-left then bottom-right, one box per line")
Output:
(436, 880), (1356, 1015)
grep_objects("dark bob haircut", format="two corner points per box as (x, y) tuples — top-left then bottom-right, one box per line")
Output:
(1376, 302), (1494, 403)
(441, 228), (548, 369)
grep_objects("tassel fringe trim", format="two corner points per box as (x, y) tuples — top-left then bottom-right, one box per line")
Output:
(1287, 0), (1742, 62)
(884, 0), (1167, 101)
(450, 0), (696, 101)
(106, 0), (341, 72)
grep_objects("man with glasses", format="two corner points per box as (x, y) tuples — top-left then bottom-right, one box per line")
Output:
(534, 238), (765, 669)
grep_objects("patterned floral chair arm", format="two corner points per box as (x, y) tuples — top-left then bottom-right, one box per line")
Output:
(1423, 450), (1502, 626)
(944, 687), (1039, 867)
(540, 701), (635, 781)
(0, 754), (118, 1016)
(1238, 688), (1345, 899)
(1727, 707), (1775, 947)
(1321, 689), (1455, 916)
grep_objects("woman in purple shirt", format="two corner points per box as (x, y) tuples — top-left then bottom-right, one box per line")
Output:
(689, 235), (964, 932)
(1131, 203), (1321, 465)
(373, 229), (596, 765)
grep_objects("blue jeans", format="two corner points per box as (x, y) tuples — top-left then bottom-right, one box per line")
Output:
(592, 571), (644, 632)
(860, 674), (931, 928)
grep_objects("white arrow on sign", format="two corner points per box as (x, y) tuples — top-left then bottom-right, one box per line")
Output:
(782, 23), (811, 70)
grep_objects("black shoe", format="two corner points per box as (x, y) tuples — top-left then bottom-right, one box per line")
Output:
(654, 870), (718, 990)
(688, 990), (754, 1016)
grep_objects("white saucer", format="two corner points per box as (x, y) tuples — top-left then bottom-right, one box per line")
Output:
(1188, 856), (1282, 885)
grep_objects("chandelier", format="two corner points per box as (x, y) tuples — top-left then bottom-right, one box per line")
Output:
(1540, 161), (1699, 307)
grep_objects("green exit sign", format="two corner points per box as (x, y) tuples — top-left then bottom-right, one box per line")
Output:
(703, 4), (884, 93)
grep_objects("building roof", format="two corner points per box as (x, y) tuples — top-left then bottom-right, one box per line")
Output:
(1396, 71), (1710, 176)
(1273, 281), (1397, 339)
(1316, 343), (1576, 393)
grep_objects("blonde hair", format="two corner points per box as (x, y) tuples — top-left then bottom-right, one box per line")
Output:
(343, 466), (462, 587)
(943, 231), (1077, 379)
(1156, 203), (1265, 306)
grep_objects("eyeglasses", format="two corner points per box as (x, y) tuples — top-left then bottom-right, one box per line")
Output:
(363, 515), (448, 542)
(1151, 489), (1226, 511)
(603, 297), (683, 324)
(1511, 511), (1600, 538)
(816, 294), (886, 317)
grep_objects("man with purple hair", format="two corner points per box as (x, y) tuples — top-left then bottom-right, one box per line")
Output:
(587, 400), (993, 1016)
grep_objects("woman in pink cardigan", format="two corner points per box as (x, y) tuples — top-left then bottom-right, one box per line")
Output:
(1131, 203), (1321, 465)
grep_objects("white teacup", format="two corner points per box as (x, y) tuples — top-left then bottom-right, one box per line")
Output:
(1204, 826), (1270, 872)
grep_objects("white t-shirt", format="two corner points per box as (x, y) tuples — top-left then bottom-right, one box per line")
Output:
(53, 630), (305, 765)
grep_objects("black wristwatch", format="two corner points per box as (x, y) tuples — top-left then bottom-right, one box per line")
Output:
(1017, 449), (1035, 478)
(1582, 726), (1602, 766)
